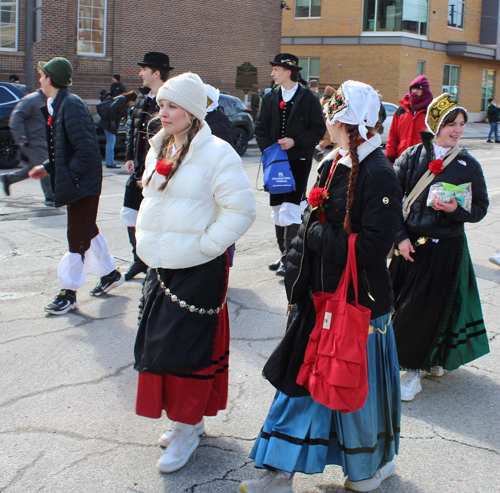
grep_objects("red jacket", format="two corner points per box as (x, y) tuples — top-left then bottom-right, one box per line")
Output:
(385, 96), (427, 160)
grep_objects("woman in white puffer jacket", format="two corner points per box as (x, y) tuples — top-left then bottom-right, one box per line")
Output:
(133, 72), (256, 475)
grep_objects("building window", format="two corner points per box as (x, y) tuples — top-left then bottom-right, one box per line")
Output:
(448, 0), (464, 28)
(295, 0), (321, 18)
(481, 69), (495, 111)
(298, 57), (320, 82)
(363, 0), (428, 36)
(417, 61), (425, 75)
(78, 0), (106, 56)
(443, 64), (460, 100)
(0, 0), (18, 51)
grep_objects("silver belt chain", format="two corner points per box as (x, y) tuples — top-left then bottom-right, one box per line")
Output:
(156, 269), (227, 315)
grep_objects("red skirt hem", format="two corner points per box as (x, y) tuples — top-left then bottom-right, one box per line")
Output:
(136, 305), (230, 424)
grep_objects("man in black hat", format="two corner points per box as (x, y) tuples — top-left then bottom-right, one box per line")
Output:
(255, 53), (325, 276)
(29, 57), (124, 314)
(122, 52), (173, 280)
(109, 74), (127, 98)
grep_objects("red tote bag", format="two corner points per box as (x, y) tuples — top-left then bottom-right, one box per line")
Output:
(296, 234), (372, 414)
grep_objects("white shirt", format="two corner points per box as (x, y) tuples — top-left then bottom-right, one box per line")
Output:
(47, 97), (54, 116)
(281, 84), (299, 103)
(432, 143), (451, 160)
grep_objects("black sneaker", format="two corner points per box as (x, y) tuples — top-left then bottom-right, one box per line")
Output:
(89, 269), (124, 296)
(44, 289), (78, 315)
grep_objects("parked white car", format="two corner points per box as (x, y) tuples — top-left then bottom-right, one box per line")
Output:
(380, 102), (398, 145)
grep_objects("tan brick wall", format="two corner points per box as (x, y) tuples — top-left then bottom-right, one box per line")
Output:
(1, 0), (281, 101)
(428, 0), (482, 44)
(282, 0), (363, 37)
(285, 44), (500, 115)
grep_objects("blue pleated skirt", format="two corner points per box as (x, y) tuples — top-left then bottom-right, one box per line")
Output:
(250, 313), (401, 482)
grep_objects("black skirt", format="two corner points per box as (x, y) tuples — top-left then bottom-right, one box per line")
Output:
(389, 234), (463, 371)
(134, 252), (229, 375)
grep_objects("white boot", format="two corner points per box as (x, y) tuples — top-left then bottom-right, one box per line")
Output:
(156, 422), (200, 473)
(400, 371), (422, 401)
(239, 470), (294, 493)
(159, 418), (205, 447)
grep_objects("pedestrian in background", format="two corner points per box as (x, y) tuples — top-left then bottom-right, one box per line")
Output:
(97, 90), (138, 169)
(109, 74), (127, 98)
(240, 81), (402, 493)
(255, 53), (325, 277)
(486, 98), (500, 143)
(314, 85), (335, 161)
(8, 74), (20, 84)
(308, 79), (321, 101)
(122, 52), (172, 281)
(386, 75), (433, 163)
(133, 73), (256, 474)
(204, 84), (232, 143)
(29, 57), (124, 314)
(390, 94), (489, 402)
(250, 84), (261, 123)
(1, 89), (54, 205)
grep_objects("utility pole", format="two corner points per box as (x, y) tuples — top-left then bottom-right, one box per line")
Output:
(25, 0), (35, 92)
(25, 0), (42, 93)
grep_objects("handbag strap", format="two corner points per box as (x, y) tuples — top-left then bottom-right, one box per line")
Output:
(402, 145), (460, 221)
(337, 234), (359, 312)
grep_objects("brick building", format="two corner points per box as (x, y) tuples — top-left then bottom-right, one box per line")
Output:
(281, 0), (500, 121)
(0, 0), (282, 101)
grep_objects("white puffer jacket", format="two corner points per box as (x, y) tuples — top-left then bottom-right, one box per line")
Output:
(136, 121), (256, 269)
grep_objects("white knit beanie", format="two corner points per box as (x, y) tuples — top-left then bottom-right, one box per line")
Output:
(156, 72), (207, 121)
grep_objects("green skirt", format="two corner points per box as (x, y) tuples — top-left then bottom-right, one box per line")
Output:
(430, 236), (489, 370)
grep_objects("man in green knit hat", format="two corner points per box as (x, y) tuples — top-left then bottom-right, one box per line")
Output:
(30, 57), (124, 315)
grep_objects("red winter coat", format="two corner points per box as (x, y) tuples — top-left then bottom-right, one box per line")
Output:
(385, 95), (428, 160)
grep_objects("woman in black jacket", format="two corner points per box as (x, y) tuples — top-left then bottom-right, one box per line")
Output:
(390, 93), (489, 402)
(239, 81), (402, 493)
(97, 91), (137, 168)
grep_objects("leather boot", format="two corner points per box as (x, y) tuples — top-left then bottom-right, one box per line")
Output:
(125, 227), (148, 281)
(269, 225), (285, 271)
(276, 223), (300, 277)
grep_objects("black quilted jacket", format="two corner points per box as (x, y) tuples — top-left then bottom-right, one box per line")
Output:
(394, 132), (489, 244)
(125, 94), (162, 178)
(42, 88), (102, 207)
(285, 148), (402, 319)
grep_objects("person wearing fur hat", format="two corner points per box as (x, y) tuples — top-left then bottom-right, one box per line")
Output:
(239, 81), (402, 493)
(133, 72), (256, 474)
(390, 93), (489, 402)
(29, 57), (124, 314)
(255, 53), (326, 277)
(122, 52), (173, 281)
(386, 75), (433, 163)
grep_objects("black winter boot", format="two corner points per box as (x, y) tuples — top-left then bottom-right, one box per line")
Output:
(276, 223), (301, 277)
(125, 227), (148, 281)
(269, 225), (286, 271)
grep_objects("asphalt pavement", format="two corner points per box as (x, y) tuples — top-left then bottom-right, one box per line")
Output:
(0, 137), (499, 493)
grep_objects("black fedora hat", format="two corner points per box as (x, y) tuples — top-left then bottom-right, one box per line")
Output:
(138, 52), (174, 71)
(269, 53), (302, 71)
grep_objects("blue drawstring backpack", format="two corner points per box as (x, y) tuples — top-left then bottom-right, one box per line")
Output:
(261, 142), (296, 194)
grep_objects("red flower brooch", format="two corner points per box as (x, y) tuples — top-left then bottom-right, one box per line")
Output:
(429, 159), (444, 175)
(308, 187), (330, 222)
(279, 101), (286, 110)
(47, 117), (52, 127)
(156, 159), (174, 176)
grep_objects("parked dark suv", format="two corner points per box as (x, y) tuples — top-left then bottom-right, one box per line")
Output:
(218, 93), (254, 156)
(0, 82), (27, 169)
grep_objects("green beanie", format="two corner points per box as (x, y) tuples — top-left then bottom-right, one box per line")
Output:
(38, 57), (73, 87)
